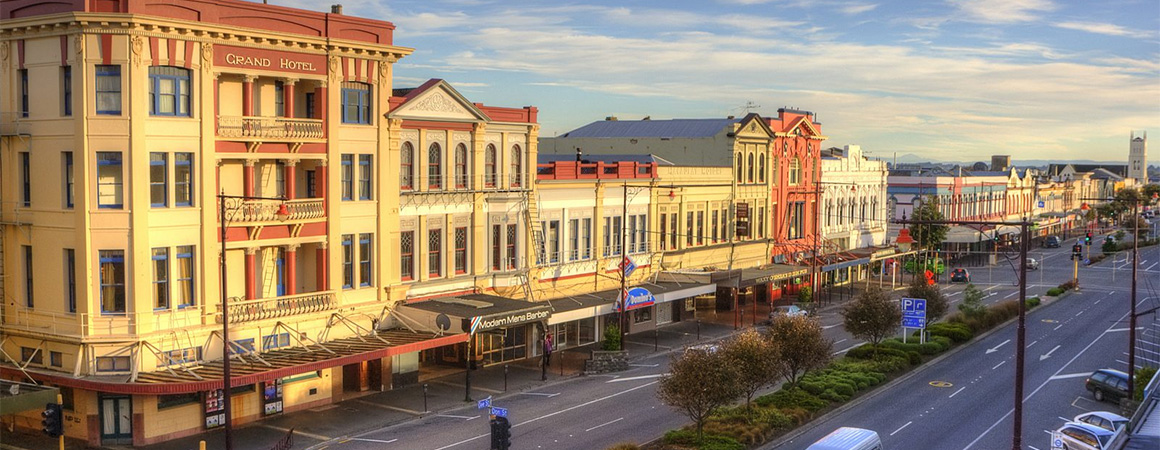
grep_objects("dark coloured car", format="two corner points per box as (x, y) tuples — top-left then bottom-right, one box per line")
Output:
(1044, 236), (1062, 248)
(1085, 369), (1130, 403)
(950, 268), (970, 283)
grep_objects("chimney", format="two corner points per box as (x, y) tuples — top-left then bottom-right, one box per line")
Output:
(576, 147), (582, 163)
(331, 4), (343, 14)
(605, 116), (617, 121)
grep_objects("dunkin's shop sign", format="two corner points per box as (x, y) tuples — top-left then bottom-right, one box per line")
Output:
(216, 45), (327, 75)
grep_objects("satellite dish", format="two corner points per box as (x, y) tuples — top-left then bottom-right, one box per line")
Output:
(435, 314), (451, 331)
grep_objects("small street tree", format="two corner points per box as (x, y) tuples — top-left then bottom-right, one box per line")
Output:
(906, 276), (949, 322)
(721, 329), (783, 416)
(841, 285), (901, 349)
(958, 283), (986, 320)
(910, 196), (949, 252)
(767, 315), (832, 386)
(657, 349), (741, 442)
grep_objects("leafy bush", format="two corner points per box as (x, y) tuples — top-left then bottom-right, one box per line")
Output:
(927, 322), (973, 343)
(663, 429), (746, 450)
(845, 344), (914, 364)
(755, 388), (828, 412)
(1025, 297), (1041, 308)
(1135, 366), (1158, 402)
(602, 325), (622, 351)
(1058, 280), (1077, 291)
(1046, 287), (1063, 297)
(818, 389), (849, 402)
(606, 444), (640, 450)
(1103, 239), (1117, 254)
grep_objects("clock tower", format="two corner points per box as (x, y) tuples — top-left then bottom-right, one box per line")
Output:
(1129, 131), (1147, 183)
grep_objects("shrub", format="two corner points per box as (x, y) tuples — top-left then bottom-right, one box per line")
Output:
(664, 429), (747, 450)
(1058, 280), (1078, 291)
(818, 389), (849, 402)
(1046, 287), (1063, 297)
(606, 444), (640, 450)
(602, 325), (622, 351)
(1025, 297), (1041, 308)
(927, 322), (973, 343)
(1135, 366), (1158, 402)
(846, 344), (913, 363)
(755, 388), (828, 412)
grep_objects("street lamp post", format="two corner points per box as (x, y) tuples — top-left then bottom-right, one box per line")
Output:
(217, 193), (288, 450)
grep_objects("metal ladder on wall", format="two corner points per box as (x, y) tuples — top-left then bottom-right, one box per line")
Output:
(521, 191), (545, 303)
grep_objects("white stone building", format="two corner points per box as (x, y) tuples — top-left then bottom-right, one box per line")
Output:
(819, 145), (889, 251)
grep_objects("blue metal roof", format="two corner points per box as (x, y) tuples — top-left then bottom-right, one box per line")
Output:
(559, 119), (738, 139)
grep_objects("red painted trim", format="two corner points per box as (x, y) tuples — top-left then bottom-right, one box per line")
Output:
(244, 251), (257, 299)
(341, 56), (349, 80)
(242, 77), (254, 116)
(0, 334), (466, 395)
(285, 163), (296, 200)
(285, 249), (297, 296)
(316, 247), (327, 290)
(403, 288), (478, 303)
(243, 164), (254, 197)
(100, 34), (112, 65)
(59, 36), (68, 66)
(149, 37), (160, 67)
(283, 82), (295, 118)
(298, 221), (326, 237)
(257, 226), (291, 240)
(400, 120), (475, 132)
(184, 40), (195, 69)
(17, 40), (24, 69)
(167, 38), (177, 66)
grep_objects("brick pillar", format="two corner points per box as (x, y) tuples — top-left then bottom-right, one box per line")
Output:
(245, 248), (258, 300)
(242, 75), (256, 116)
(285, 245), (298, 296)
(284, 79), (296, 118)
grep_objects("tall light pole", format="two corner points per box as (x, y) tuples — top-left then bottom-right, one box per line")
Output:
(218, 193), (288, 449)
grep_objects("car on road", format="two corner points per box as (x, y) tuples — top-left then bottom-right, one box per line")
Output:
(1073, 411), (1128, 433)
(770, 305), (808, 319)
(1027, 258), (1040, 270)
(685, 343), (719, 354)
(950, 268), (971, 283)
(1044, 236), (1062, 248)
(806, 427), (882, 450)
(1055, 421), (1115, 450)
(1104, 235), (1116, 245)
(1085, 368), (1130, 403)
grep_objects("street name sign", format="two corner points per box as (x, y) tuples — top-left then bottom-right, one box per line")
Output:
(477, 396), (491, 410)
(490, 407), (508, 418)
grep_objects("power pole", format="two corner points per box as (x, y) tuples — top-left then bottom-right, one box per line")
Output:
(1012, 221), (1029, 450)
(620, 182), (629, 347)
(1128, 200), (1139, 396)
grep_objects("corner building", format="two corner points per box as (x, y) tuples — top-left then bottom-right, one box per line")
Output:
(0, 0), (536, 445)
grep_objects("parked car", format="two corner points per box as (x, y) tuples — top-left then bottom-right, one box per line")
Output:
(1044, 236), (1062, 248)
(1055, 421), (1115, 450)
(1085, 369), (1130, 403)
(950, 268), (971, 283)
(806, 427), (882, 450)
(1104, 236), (1116, 245)
(685, 343), (720, 354)
(771, 305), (808, 318)
(1027, 258), (1040, 270)
(1073, 411), (1128, 433)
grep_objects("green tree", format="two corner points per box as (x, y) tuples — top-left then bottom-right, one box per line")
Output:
(841, 285), (901, 349)
(1141, 184), (1160, 206)
(910, 196), (949, 252)
(721, 329), (783, 417)
(657, 349), (742, 443)
(768, 315), (832, 386)
(797, 285), (813, 304)
(958, 283), (986, 320)
(602, 325), (622, 351)
(906, 276), (949, 322)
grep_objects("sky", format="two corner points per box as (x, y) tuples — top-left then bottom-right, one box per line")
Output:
(263, 0), (1159, 163)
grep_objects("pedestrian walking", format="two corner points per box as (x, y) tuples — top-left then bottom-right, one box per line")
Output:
(543, 332), (553, 367)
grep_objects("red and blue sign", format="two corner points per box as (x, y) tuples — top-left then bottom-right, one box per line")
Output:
(620, 287), (655, 311)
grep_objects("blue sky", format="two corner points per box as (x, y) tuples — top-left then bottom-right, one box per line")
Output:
(268, 0), (1159, 163)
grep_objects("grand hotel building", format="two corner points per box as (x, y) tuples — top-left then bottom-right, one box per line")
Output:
(0, 0), (539, 445)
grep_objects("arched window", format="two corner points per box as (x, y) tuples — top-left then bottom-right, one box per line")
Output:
(400, 142), (414, 190)
(825, 200), (833, 227)
(510, 144), (522, 188)
(736, 152), (744, 182)
(757, 154), (766, 183)
(428, 143), (442, 190)
(485, 144), (497, 188)
(747, 153), (755, 183)
(837, 199), (845, 225)
(455, 143), (469, 189)
(789, 157), (801, 185)
(148, 66), (191, 117)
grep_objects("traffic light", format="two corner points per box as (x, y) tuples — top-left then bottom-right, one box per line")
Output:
(1085, 232), (1092, 245)
(41, 402), (63, 437)
(490, 416), (511, 450)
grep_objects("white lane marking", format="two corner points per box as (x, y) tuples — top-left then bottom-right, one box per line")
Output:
(259, 424), (331, 441)
(606, 373), (669, 383)
(1004, 291), (1019, 299)
(1095, 299), (1101, 304)
(986, 339), (1011, 354)
(1054, 324), (1064, 331)
(822, 324), (841, 329)
(993, 360), (1007, 370)
(890, 421), (913, 436)
(962, 305), (1134, 450)
(433, 381), (660, 450)
(1049, 372), (1091, 381)
(585, 417), (624, 432)
(1027, 340), (1038, 349)
(1040, 345), (1062, 361)
(348, 438), (398, 444)
(1107, 327), (1145, 332)
(1029, 446), (1041, 450)
(517, 392), (561, 397)
(949, 386), (966, 398)
(353, 400), (425, 416)
(1058, 416), (1071, 422)
(629, 363), (659, 367)
(435, 414), (480, 420)
(1075, 310), (1084, 317)
(832, 342), (864, 356)
(834, 339), (848, 345)
(1147, 262), (1158, 271)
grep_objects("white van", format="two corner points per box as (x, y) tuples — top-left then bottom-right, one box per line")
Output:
(806, 427), (883, 450)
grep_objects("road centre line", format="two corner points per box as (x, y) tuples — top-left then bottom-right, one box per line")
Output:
(832, 342), (863, 356)
(348, 438), (398, 444)
(607, 373), (669, 383)
(1054, 324), (1064, 331)
(949, 386), (966, 398)
(1075, 310), (1084, 317)
(1004, 291), (1018, 299)
(585, 417), (624, 432)
(435, 414), (479, 420)
(962, 301), (1134, 450)
(1027, 340), (1038, 349)
(259, 424), (330, 441)
(517, 392), (561, 397)
(890, 421), (913, 436)
(993, 360), (1006, 370)
(433, 381), (659, 450)
(1048, 372), (1090, 381)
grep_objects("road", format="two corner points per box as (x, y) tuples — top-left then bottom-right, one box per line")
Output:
(306, 233), (1160, 450)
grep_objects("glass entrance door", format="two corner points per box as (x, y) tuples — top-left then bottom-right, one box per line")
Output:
(100, 395), (132, 443)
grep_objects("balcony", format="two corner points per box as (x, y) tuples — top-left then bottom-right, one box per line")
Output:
(217, 115), (325, 140)
(224, 198), (325, 225)
(218, 291), (337, 324)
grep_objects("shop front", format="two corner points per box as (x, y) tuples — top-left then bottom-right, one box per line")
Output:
(397, 295), (552, 370)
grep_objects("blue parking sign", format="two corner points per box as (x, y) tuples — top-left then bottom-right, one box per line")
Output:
(901, 298), (927, 329)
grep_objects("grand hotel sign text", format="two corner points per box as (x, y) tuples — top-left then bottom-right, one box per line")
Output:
(215, 45), (327, 76)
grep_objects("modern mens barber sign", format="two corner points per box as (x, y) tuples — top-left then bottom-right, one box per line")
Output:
(467, 310), (551, 334)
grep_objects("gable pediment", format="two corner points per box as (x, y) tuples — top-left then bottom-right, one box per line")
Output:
(390, 82), (488, 122)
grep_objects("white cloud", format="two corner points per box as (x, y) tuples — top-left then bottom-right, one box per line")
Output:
(1054, 21), (1151, 38)
(950, 0), (1056, 24)
(840, 3), (879, 15)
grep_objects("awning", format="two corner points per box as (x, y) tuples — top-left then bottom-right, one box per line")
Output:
(542, 281), (717, 324)
(0, 380), (59, 415)
(0, 329), (466, 395)
(397, 294), (552, 334)
(822, 257), (871, 272)
(943, 226), (985, 243)
(712, 264), (808, 288)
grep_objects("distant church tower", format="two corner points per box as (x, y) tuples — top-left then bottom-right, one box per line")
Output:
(1129, 131), (1147, 183)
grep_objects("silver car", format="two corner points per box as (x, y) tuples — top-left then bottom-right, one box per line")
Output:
(1073, 411), (1128, 433)
(1027, 258), (1040, 270)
